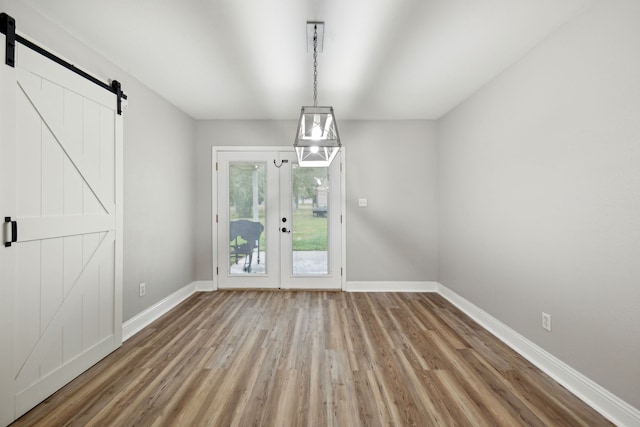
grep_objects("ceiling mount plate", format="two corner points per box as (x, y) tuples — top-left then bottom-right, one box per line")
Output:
(307, 21), (324, 53)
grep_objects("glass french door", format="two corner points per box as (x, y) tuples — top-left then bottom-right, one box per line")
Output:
(216, 150), (342, 289)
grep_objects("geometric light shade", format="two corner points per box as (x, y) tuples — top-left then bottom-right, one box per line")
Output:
(294, 106), (341, 167)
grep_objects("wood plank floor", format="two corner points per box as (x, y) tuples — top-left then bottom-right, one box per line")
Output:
(13, 291), (612, 426)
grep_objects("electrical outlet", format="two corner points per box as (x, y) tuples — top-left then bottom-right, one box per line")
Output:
(139, 282), (146, 297)
(358, 198), (368, 207)
(542, 312), (551, 331)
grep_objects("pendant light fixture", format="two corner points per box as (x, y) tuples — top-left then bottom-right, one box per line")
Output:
(294, 21), (341, 167)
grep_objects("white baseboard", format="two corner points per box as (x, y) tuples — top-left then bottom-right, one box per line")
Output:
(122, 281), (214, 342)
(436, 283), (640, 427)
(345, 281), (439, 292)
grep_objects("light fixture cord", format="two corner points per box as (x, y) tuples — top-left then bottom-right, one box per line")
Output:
(313, 25), (318, 107)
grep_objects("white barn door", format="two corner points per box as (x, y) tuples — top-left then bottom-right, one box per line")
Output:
(0, 39), (123, 424)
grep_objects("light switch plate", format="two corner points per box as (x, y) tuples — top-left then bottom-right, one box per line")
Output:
(542, 312), (551, 331)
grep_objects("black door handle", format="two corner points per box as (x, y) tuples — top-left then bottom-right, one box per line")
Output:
(4, 217), (17, 247)
(281, 227), (291, 233)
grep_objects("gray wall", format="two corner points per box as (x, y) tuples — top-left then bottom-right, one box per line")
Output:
(3, 1), (198, 321)
(195, 120), (439, 283)
(343, 121), (438, 281)
(438, 0), (640, 408)
(122, 81), (196, 321)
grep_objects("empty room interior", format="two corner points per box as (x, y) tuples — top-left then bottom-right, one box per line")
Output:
(0, 0), (639, 426)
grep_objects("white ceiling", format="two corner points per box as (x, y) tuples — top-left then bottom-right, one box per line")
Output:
(24, 0), (589, 120)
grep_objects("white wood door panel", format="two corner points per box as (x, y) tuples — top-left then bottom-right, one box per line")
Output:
(15, 85), (41, 218)
(82, 232), (101, 267)
(82, 99), (100, 173)
(63, 91), (83, 163)
(42, 126), (64, 217)
(15, 338), (116, 418)
(38, 329), (62, 388)
(100, 106), (116, 201)
(17, 67), (113, 209)
(16, 71), (114, 215)
(1, 38), (123, 424)
(14, 241), (40, 376)
(18, 45), (115, 110)
(82, 264), (101, 356)
(64, 154), (84, 216)
(63, 235), (83, 297)
(62, 290), (83, 364)
(40, 77), (63, 128)
(40, 238), (64, 333)
(13, 235), (104, 380)
(13, 231), (116, 402)
(99, 239), (116, 339)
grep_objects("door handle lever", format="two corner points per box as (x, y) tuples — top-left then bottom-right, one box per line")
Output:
(281, 227), (291, 233)
(4, 217), (17, 247)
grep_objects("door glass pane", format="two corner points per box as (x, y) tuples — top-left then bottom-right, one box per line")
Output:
(291, 165), (329, 275)
(229, 162), (266, 274)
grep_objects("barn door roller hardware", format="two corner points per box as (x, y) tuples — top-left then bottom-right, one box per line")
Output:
(0, 12), (128, 115)
(0, 11), (15, 66)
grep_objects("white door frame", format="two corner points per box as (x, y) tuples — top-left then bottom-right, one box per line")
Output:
(211, 146), (346, 290)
